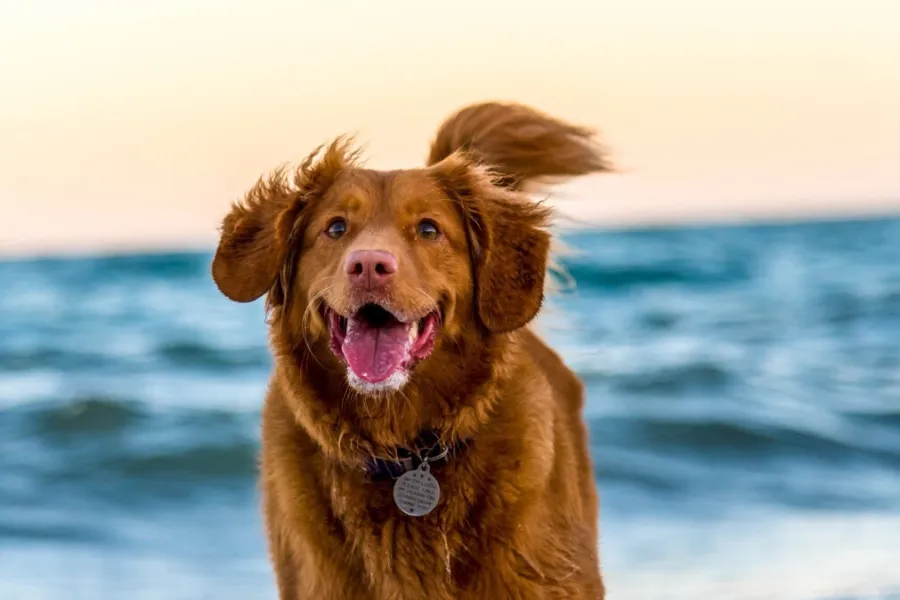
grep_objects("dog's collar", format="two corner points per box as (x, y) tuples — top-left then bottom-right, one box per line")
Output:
(362, 429), (464, 481)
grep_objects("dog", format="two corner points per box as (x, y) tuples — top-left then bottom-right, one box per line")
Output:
(211, 101), (609, 599)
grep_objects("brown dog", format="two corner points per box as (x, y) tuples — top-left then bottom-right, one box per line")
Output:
(211, 102), (608, 599)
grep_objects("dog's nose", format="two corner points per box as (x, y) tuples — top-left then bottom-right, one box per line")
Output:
(345, 250), (398, 289)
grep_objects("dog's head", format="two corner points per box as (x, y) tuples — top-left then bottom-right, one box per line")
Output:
(212, 140), (550, 397)
(210, 103), (605, 453)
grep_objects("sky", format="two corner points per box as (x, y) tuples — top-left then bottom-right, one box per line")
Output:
(1, 0), (899, 255)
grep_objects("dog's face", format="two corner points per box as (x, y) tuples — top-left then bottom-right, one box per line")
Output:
(211, 141), (551, 400)
(296, 167), (474, 393)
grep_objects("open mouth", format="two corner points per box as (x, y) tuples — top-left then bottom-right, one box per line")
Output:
(325, 303), (441, 385)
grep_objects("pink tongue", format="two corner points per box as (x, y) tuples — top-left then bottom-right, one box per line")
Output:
(342, 316), (411, 383)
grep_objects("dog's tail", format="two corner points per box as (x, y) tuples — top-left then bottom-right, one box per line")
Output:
(426, 101), (610, 189)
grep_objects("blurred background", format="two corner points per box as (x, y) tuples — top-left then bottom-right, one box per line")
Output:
(1, 1), (899, 598)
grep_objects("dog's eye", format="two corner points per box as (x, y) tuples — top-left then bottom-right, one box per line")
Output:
(417, 219), (440, 240)
(326, 218), (347, 239)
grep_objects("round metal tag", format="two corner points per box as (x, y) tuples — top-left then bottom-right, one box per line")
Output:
(392, 462), (441, 517)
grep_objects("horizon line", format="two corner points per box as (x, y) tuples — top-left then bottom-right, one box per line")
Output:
(3, 206), (898, 263)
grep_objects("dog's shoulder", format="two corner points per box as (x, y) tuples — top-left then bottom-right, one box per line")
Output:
(516, 327), (585, 415)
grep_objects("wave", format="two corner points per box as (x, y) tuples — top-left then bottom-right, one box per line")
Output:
(3, 396), (260, 488)
(558, 257), (751, 293)
(0, 521), (109, 543)
(100, 439), (259, 480)
(0, 342), (270, 374)
(589, 413), (900, 467)
(599, 361), (734, 395)
(27, 395), (146, 436)
(816, 288), (900, 325)
(588, 414), (900, 511)
(8, 251), (212, 282)
(845, 409), (900, 428)
(0, 348), (109, 372)
(155, 341), (270, 370)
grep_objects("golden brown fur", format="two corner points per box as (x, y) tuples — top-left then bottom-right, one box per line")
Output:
(211, 101), (609, 599)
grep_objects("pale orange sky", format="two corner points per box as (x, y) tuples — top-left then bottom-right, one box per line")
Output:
(1, 0), (899, 255)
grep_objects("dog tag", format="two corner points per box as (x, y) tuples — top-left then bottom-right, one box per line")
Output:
(393, 462), (441, 517)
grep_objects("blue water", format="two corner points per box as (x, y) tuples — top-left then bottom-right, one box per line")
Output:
(2, 216), (900, 600)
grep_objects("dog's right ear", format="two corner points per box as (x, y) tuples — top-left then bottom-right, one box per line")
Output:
(212, 138), (356, 303)
(211, 171), (301, 303)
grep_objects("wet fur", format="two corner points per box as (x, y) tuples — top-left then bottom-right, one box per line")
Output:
(212, 101), (610, 599)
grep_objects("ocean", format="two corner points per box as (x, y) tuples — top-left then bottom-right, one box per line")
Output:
(1, 216), (899, 600)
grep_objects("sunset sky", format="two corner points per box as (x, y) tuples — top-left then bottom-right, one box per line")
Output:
(1, 0), (899, 255)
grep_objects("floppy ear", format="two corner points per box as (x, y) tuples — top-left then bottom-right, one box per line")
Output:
(474, 192), (551, 332)
(211, 171), (300, 302)
(212, 138), (356, 303)
(430, 153), (552, 333)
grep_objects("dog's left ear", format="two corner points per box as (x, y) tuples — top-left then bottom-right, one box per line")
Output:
(212, 138), (355, 303)
(430, 153), (552, 333)
(473, 191), (551, 333)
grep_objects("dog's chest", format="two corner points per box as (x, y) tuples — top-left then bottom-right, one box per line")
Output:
(303, 515), (462, 600)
